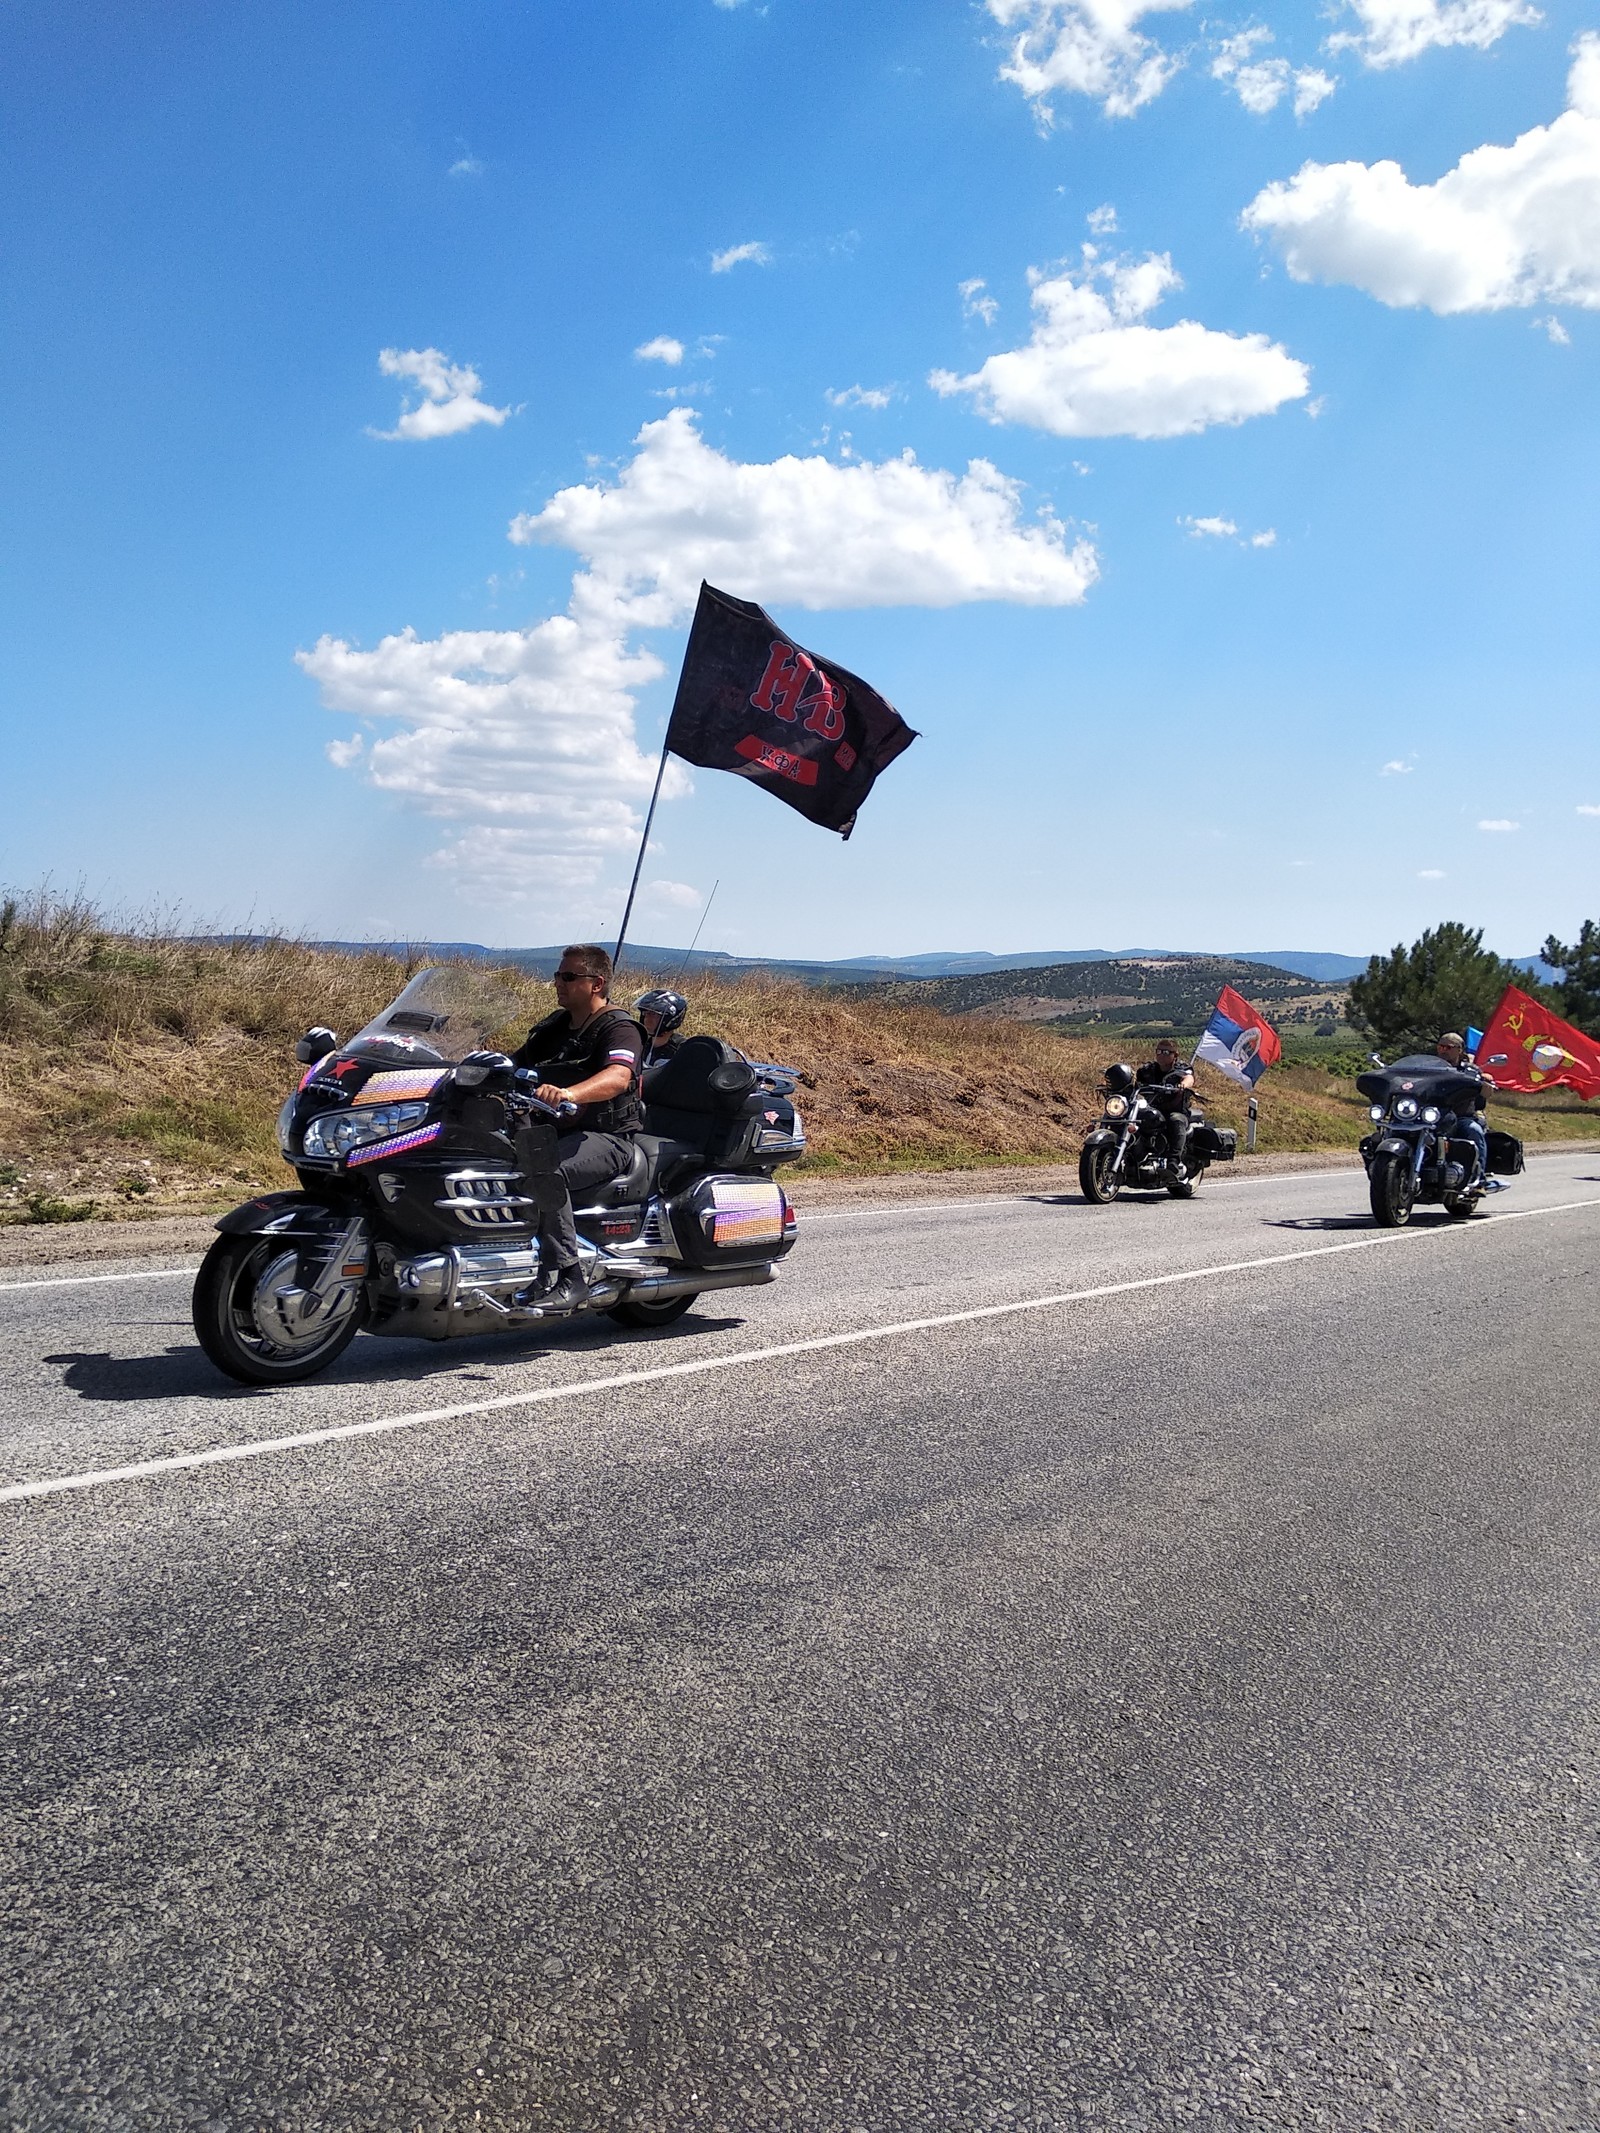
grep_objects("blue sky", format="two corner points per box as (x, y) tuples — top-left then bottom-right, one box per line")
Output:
(5, 0), (1597, 960)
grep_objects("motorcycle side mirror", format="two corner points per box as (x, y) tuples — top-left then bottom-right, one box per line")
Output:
(295, 1027), (338, 1065)
(454, 1050), (514, 1090)
(1368, 1051), (1386, 1068)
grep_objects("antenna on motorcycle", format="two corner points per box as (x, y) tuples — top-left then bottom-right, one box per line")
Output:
(671, 879), (719, 989)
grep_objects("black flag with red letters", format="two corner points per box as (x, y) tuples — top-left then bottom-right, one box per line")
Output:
(663, 583), (918, 839)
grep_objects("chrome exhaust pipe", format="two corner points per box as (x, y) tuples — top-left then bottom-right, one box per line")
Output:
(622, 1263), (777, 1304)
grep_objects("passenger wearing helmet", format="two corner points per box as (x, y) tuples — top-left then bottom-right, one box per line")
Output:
(634, 989), (689, 1073)
(1134, 1036), (1194, 1181)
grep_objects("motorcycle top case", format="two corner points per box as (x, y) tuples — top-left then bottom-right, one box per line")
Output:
(670, 1174), (792, 1267)
(1485, 1128), (1525, 1176)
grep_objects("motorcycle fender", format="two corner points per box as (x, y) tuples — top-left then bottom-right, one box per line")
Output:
(214, 1191), (343, 1238)
(1082, 1130), (1117, 1152)
(1375, 1138), (1410, 1160)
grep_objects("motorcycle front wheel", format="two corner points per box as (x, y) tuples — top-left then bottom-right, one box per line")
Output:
(192, 1234), (368, 1385)
(1368, 1154), (1414, 1229)
(1079, 1142), (1121, 1204)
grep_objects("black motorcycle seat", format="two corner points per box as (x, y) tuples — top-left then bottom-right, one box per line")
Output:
(587, 1139), (652, 1208)
(633, 1132), (707, 1192)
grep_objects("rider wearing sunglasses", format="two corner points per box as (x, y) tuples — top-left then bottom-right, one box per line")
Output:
(510, 944), (645, 1312)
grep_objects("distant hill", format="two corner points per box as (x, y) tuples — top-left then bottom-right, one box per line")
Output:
(865, 955), (1357, 1039)
(281, 938), (1374, 987)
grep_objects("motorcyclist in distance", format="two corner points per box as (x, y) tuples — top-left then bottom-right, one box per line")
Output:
(634, 989), (689, 1071)
(1135, 1036), (1195, 1181)
(1435, 1030), (1496, 1188)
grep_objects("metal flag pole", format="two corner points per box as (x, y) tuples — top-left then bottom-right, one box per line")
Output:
(612, 736), (672, 976)
(671, 879), (719, 989)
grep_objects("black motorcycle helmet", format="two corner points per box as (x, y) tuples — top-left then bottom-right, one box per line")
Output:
(1103, 1062), (1135, 1093)
(633, 989), (688, 1040)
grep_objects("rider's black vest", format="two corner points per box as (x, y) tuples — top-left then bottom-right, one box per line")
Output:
(519, 1007), (644, 1135)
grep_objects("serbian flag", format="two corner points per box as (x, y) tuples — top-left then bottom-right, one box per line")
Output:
(1477, 985), (1600, 1099)
(1195, 987), (1282, 1089)
(664, 583), (918, 839)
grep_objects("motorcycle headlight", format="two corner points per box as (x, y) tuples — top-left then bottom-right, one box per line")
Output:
(1103, 1095), (1128, 1119)
(1422, 1105), (1441, 1125)
(1394, 1097), (1419, 1120)
(301, 1101), (430, 1161)
(1369, 1104), (1385, 1122)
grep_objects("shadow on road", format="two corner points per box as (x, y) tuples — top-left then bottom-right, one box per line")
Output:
(44, 1310), (752, 1405)
(1023, 1192), (1176, 1208)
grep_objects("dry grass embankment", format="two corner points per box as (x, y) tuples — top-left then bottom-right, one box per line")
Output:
(2, 893), (1594, 1224)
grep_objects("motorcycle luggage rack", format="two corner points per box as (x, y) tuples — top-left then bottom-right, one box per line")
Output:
(435, 1169), (537, 1229)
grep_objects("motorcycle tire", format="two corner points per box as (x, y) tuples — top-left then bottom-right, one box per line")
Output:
(1079, 1142), (1120, 1204)
(1443, 1194), (1481, 1221)
(607, 1292), (699, 1329)
(1166, 1169), (1199, 1199)
(192, 1233), (368, 1385)
(1368, 1154), (1414, 1229)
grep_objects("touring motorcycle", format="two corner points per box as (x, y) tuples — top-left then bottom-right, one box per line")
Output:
(1356, 1052), (1522, 1227)
(192, 967), (805, 1384)
(1079, 1063), (1237, 1203)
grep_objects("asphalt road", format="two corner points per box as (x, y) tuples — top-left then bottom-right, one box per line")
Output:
(5, 1155), (1599, 2131)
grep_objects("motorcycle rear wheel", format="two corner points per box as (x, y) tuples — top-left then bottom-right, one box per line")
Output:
(193, 1234), (367, 1385)
(607, 1292), (699, 1328)
(1079, 1142), (1120, 1204)
(1166, 1169), (1199, 1199)
(1443, 1193), (1481, 1221)
(1368, 1154), (1414, 1229)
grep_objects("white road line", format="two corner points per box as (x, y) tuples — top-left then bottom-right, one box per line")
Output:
(6, 1193), (1598, 1507)
(0, 1267), (195, 1293)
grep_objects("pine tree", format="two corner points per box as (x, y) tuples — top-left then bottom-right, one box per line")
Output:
(1347, 922), (1527, 1054)
(1540, 920), (1600, 1036)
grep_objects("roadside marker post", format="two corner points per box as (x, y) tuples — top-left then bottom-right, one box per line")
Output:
(1247, 1096), (1258, 1152)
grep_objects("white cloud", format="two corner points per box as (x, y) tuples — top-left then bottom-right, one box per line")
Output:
(1417, 867), (1447, 878)
(448, 154), (484, 178)
(826, 384), (895, 410)
(711, 240), (770, 273)
(1087, 203), (1120, 234)
(644, 879), (704, 910)
(1183, 514), (1238, 538)
(1537, 313), (1572, 342)
(1380, 758), (1414, 774)
(304, 413), (1098, 909)
(371, 348), (511, 441)
(1329, 0), (1539, 70)
(1242, 35), (1600, 313)
(509, 408), (1099, 618)
(635, 335), (685, 366)
(1478, 817), (1521, 831)
(1211, 34), (1341, 117)
(1250, 527), (1277, 547)
(931, 251), (1309, 438)
(1578, 802), (1600, 815)
(986, 0), (1197, 119)
(960, 277), (1000, 326)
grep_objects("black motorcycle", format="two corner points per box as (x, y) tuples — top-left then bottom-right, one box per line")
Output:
(1356, 1053), (1522, 1227)
(1079, 1063), (1236, 1203)
(193, 967), (805, 1384)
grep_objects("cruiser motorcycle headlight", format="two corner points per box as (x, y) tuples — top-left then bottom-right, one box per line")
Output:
(1369, 1104), (1385, 1122)
(1103, 1095), (1129, 1119)
(1422, 1105), (1441, 1125)
(1394, 1097), (1419, 1120)
(301, 1100), (430, 1161)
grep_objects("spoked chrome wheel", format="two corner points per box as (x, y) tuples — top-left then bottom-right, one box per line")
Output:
(192, 1234), (368, 1385)
(1079, 1142), (1121, 1204)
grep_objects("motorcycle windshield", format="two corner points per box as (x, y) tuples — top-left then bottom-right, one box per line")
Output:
(1355, 1058), (1481, 1107)
(344, 966), (530, 1065)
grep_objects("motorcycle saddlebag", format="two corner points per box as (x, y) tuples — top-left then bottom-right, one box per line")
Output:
(1486, 1128), (1525, 1176)
(669, 1174), (790, 1268)
(1188, 1122), (1237, 1164)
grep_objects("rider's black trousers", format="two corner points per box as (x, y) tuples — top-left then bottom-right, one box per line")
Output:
(538, 1130), (635, 1270)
